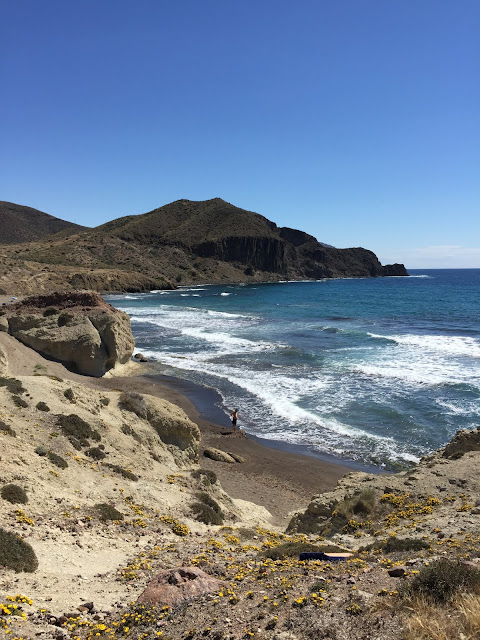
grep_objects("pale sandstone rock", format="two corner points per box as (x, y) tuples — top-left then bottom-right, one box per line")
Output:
(145, 396), (200, 465)
(204, 447), (236, 463)
(5, 291), (134, 377)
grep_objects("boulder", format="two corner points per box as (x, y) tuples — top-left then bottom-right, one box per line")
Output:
(145, 396), (200, 464)
(0, 316), (8, 332)
(5, 291), (134, 377)
(228, 452), (246, 463)
(442, 426), (480, 459)
(137, 567), (222, 607)
(204, 448), (236, 463)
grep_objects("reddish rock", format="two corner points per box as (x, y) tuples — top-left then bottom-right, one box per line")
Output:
(388, 566), (407, 578)
(137, 567), (222, 607)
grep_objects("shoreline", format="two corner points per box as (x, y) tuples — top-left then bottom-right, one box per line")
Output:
(93, 370), (356, 525)
(148, 372), (383, 475)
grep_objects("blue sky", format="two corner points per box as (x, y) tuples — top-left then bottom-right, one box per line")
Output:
(1, 0), (479, 268)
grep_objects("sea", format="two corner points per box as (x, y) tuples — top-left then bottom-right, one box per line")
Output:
(106, 269), (480, 470)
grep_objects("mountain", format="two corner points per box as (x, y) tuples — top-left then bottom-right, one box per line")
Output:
(0, 198), (407, 295)
(0, 201), (87, 244)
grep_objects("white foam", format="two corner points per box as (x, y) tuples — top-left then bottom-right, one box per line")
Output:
(367, 333), (480, 358)
(220, 292), (231, 296)
(206, 310), (252, 319)
(180, 327), (277, 352)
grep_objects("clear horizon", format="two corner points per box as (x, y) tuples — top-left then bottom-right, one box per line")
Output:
(1, 1), (479, 268)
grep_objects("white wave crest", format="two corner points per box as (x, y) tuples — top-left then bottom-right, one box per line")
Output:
(367, 333), (480, 358)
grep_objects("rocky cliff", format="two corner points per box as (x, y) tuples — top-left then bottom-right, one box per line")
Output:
(2, 291), (135, 376)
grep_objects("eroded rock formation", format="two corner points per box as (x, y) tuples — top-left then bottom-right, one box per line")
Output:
(4, 291), (134, 376)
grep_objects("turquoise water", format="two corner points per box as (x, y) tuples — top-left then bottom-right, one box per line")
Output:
(107, 269), (480, 469)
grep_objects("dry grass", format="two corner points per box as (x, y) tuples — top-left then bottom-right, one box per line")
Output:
(403, 593), (480, 640)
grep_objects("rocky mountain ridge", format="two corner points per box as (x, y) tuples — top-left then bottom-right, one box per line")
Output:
(0, 198), (407, 295)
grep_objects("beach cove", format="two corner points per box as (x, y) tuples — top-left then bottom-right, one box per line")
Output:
(107, 269), (480, 470)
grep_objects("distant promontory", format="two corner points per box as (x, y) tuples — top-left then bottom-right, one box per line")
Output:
(0, 198), (407, 295)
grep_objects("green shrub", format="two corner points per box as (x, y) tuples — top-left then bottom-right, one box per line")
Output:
(1, 484), (28, 504)
(0, 527), (38, 572)
(104, 463), (138, 481)
(43, 307), (58, 317)
(196, 492), (223, 516)
(57, 311), (74, 327)
(0, 420), (16, 437)
(362, 537), (430, 554)
(0, 377), (25, 395)
(68, 437), (83, 450)
(261, 541), (347, 561)
(237, 527), (257, 540)
(192, 469), (217, 485)
(35, 445), (48, 456)
(324, 489), (377, 535)
(57, 414), (101, 443)
(310, 578), (331, 593)
(191, 502), (224, 525)
(47, 451), (68, 469)
(94, 503), (124, 521)
(121, 424), (141, 442)
(350, 489), (376, 515)
(400, 559), (480, 604)
(100, 397), (110, 406)
(63, 388), (76, 402)
(86, 447), (106, 460)
(118, 392), (147, 418)
(36, 401), (50, 412)
(13, 395), (28, 408)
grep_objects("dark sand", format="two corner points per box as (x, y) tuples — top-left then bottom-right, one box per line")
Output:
(95, 373), (354, 527)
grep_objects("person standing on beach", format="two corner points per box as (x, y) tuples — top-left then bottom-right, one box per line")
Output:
(231, 408), (238, 430)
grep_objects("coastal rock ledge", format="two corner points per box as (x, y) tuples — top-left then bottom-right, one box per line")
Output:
(3, 290), (134, 376)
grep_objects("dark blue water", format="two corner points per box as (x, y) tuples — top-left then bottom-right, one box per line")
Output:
(106, 270), (480, 469)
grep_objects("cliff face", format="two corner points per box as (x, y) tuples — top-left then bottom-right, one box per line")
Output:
(0, 198), (408, 294)
(193, 235), (288, 272)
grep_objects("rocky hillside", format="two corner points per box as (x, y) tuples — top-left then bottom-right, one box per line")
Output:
(0, 320), (479, 640)
(0, 198), (407, 295)
(0, 201), (87, 244)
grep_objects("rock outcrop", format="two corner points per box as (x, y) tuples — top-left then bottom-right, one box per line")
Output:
(287, 426), (480, 538)
(145, 396), (201, 464)
(0, 343), (7, 375)
(137, 567), (223, 607)
(4, 291), (134, 376)
(441, 426), (480, 459)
